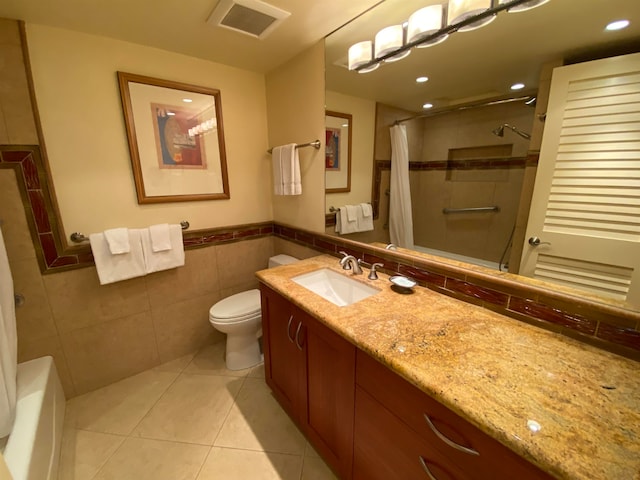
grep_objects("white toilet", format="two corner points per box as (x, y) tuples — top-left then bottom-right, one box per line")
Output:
(209, 254), (299, 370)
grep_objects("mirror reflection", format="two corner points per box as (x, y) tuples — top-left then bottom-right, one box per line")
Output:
(325, 0), (640, 307)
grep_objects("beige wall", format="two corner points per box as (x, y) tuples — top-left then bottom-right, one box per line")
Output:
(26, 24), (273, 238)
(266, 42), (325, 232)
(325, 90), (375, 214)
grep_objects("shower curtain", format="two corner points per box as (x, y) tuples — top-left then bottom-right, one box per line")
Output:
(0, 227), (17, 438)
(389, 124), (414, 249)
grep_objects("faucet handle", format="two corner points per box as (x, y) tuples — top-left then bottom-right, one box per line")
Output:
(368, 263), (384, 280)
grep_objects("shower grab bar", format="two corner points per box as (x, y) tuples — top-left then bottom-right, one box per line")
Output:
(267, 140), (321, 154)
(70, 220), (190, 243)
(443, 206), (499, 214)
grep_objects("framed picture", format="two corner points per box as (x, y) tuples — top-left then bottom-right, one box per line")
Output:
(117, 72), (230, 203)
(325, 110), (352, 193)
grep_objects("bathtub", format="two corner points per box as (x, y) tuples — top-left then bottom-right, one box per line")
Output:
(412, 245), (501, 270)
(1, 356), (65, 480)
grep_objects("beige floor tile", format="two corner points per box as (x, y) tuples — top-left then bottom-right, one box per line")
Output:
(301, 456), (338, 480)
(153, 352), (197, 373)
(183, 343), (252, 377)
(133, 373), (244, 445)
(248, 362), (265, 379)
(304, 442), (320, 458)
(93, 437), (209, 480)
(65, 370), (178, 435)
(214, 378), (306, 455)
(57, 428), (125, 480)
(196, 447), (303, 480)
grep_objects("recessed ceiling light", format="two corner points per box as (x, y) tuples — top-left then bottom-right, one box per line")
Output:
(182, 98), (193, 103)
(422, 103), (433, 109)
(416, 76), (429, 83)
(606, 19), (630, 31)
(511, 83), (525, 90)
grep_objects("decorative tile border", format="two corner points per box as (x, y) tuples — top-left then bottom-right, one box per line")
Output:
(273, 223), (640, 359)
(0, 144), (274, 274)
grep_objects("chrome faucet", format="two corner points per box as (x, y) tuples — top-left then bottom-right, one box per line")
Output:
(340, 255), (363, 275)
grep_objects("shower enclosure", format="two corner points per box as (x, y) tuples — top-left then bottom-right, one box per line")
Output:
(381, 98), (535, 270)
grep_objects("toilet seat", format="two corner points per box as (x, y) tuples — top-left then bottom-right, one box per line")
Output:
(209, 289), (261, 324)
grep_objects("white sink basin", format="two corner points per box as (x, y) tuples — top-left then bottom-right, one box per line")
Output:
(291, 268), (379, 307)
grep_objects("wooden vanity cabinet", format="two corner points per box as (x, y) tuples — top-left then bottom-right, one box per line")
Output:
(355, 350), (553, 480)
(260, 285), (355, 479)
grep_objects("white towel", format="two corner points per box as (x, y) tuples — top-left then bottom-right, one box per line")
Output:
(149, 223), (171, 252)
(356, 204), (374, 232)
(345, 205), (358, 222)
(89, 230), (146, 285)
(103, 228), (130, 254)
(360, 203), (373, 218)
(272, 144), (301, 196)
(0, 228), (17, 438)
(140, 224), (185, 274)
(335, 207), (359, 235)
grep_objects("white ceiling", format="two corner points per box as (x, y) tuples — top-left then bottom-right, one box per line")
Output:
(0, 0), (382, 73)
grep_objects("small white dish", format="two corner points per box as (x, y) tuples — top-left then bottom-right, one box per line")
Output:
(389, 275), (417, 290)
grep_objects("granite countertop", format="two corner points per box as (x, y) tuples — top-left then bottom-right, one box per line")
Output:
(256, 255), (640, 480)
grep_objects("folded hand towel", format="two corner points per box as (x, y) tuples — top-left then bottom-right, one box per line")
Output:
(272, 144), (301, 195)
(360, 203), (373, 218)
(149, 223), (171, 252)
(140, 224), (185, 274)
(345, 205), (358, 222)
(356, 204), (374, 232)
(103, 228), (130, 254)
(336, 207), (359, 234)
(90, 230), (146, 285)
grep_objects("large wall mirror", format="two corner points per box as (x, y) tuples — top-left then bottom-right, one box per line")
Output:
(325, 0), (640, 308)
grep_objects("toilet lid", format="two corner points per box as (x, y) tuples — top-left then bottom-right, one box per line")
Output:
(210, 289), (261, 320)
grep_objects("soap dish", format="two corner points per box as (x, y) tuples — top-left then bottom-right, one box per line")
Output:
(389, 275), (417, 293)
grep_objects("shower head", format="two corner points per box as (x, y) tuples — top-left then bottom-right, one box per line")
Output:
(492, 123), (531, 140)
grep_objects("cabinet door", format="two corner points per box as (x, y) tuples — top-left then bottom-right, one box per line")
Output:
(354, 387), (470, 480)
(301, 312), (356, 479)
(260, 285), (303, 420)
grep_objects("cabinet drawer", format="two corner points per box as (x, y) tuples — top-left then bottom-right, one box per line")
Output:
(356, 350), (551, 480)
(354, 386), (470, 480)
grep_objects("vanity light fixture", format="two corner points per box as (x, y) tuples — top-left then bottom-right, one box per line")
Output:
(498, 0), (550, 12)
(375, 25), (410, 62)
(348, 40), (379, 73)
(347, 0), (546, 73)
(511, 82), (525, 90)
(606, 19), (630, 31)
(416, 76), (429, 83)
(408, 5), (448, 47)
(448, 0), (496, 32)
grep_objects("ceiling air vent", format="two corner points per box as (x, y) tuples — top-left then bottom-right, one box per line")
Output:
(207, 0), (291, 39)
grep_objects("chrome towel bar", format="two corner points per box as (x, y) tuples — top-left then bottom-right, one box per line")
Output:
(267, 140), (321, 154)
(70, 220), (190, 243)
(442, 206), (499, 214)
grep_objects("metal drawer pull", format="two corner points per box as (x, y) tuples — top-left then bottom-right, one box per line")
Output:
(423, 414), (480, 456)
(418, 456), (438, 480)
(286, 315), (295, 343)
(295, 322), (304, 350)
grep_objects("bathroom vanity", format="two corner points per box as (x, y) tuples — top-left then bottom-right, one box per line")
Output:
(257, 255), (640, 480)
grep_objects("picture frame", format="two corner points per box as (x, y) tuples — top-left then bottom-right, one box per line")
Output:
(117, 72), (230, 203)
(325, 110), (352, 193)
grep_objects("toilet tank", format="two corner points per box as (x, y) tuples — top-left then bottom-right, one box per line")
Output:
(268, 254), (299, 268)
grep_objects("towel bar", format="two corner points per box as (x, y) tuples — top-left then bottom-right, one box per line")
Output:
(267, 140), (321, 154)
(70, 220), (190, 243)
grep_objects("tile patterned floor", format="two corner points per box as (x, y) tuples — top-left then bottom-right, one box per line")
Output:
(58, 343), (338, 480)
